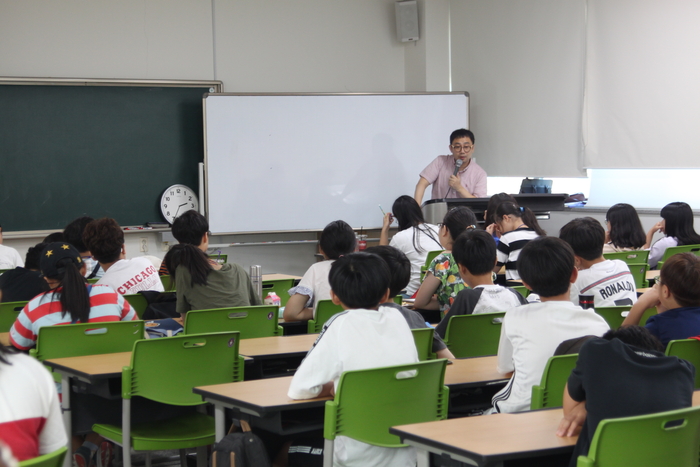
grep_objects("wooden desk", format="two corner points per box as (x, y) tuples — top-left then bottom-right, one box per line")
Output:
(646, 270), (659, 281)
(0, 332), (9, 346)
(444, 356), (509, 390)
(262, 274), (302, 281)
(239, 334), (318, 379)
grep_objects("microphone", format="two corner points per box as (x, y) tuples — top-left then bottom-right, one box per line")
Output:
(453, 159), (463, 176)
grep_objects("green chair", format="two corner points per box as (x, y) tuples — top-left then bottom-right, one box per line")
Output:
(602, 250), (650, 265)
(530, 354), (578, 409)
(323, 359), (449, 466)
(420, 250), (444, 282)
(626, 262), (649, 289)
(657, 244), (700, 269)
(411, 328), (435, 361)
(307, 299), (344, 334)
(594, 306), (656, 329)
(160, 274), (176, 291)
(511, 285), (529, 299)
(577, 406), (700, 467)
(666, 339), (700, 389)
(93, 331), (245, 467)
(0, 269), (11, 274)
(443, 312), (505, 358)
(184, 305), (282, 338)
(0, 300), (28, 332)
(19, 447), (67, 467)
(207, 254), (228, 265)
(261, 278), (295, 306)
(393, 295), (403, 305)
(123, 294), (149, 319)
(87, 278), (99, 284)
(29, 321), (146, 383)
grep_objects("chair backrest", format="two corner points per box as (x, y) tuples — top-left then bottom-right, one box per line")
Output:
(30, 320), (145, 362)
(602, 250), (650, 265)
(87, 278), (99, 284)
(411, 328), (435, 361)
(420, 250), (444, 281)
(19, 447), (67, 467)
(577, 406), (700, 467)
(594, 306), (656, 329)
(324, 359), (449, 447)
(261, 278), (295, 306)
(0, 300), (28, 332)
(666, 339), (700, 389)
(160, 274), (176, 291)
(307, 299), (344, 333)
(510, 285), (529, 299)
(393, 295), (403, 305)
(183, 305), (282, 338)
(123, 294), (149, 319)
(658, 244), (700, 269)
(124, 331), (244, 405)
(443, 312), (505, 358)
(530, 354), (578, 409)
(626, 262), (648, 289)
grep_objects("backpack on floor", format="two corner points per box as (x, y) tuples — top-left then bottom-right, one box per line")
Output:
(210, 420), (271, 467)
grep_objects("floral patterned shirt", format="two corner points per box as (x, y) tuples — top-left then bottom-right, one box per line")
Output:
(427, 252), (465, 314)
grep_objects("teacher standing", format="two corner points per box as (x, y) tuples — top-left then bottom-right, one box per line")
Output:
(414, 128), (487, 205)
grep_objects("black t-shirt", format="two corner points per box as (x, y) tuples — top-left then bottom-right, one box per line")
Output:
(567, 338), (695, 466)
(0, 267), (47, 303)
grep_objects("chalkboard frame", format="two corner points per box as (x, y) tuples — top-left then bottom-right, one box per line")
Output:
(0, 77), (223, 233)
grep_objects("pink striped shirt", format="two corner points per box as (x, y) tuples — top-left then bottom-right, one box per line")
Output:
(419, 155), (487, 199)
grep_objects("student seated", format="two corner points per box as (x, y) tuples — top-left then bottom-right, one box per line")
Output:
(287, 252), (419, 467)
(0, 224), (24, 270)
(557, 326), (694, 467)
(379, 195), (441, 296)
(603, 203), (646, 253)
(491, 237), (609, 413)
(435, 229), (527, 339)
(488, 202), (546, 281)
(83, 218), (163, 294)
(365, 245), (455, 359)
(645, 201), (700, 269)
(64, 216), (104, 279)
(283, 220), (356, 322)
(158, 210), (210, 276)
(164, 243), (261, 319)
(413, 206), (477, 314)
(622, 252), (700, 346)
(0, 242), (47, 303)
(560, 217), (637, 308)
(0, 345), (66, 461)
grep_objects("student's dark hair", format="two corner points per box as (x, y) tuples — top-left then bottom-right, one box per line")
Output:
(559, 217), (605, 261)
(452, 229), (497, 275)
(660, 202), (700, 246)
(25, 242), (48, 270)
(319, 220), (356, 260)
(442, 207), (478, 242)
(450, 128), (475, 145)
(43, 232), (65, 243)
(171, 210), (209, 246)
(494, 202), (546, 236)
(63, 216), (94, 253)
(328, 252), (390, 309)
(83, 218), (124, 264)
(602, 326), (664, 353)
(659, 253), (700, 308)
(391, 195), (440, 253)
(41, 245), (90, 323)
(485, 193), (517, 226)
(163, 244), (212, 286)
(0, 344), (19, 365)
(606, 203), (646, 249)
(517, 237), (575, 298)
(364, 246), (411, 297)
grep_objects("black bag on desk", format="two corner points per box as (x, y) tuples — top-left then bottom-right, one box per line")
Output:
(140, 290), (178, 319)
(211, 420), (271, 467)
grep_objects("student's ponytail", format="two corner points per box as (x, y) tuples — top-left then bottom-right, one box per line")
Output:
(164, 244), (211, 286)
(494, 202), (547, 236)
(520, 207), (547, 236)
(55, 258), (91, 323)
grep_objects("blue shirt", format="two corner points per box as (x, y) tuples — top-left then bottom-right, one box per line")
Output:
(645, 306), (700, 347)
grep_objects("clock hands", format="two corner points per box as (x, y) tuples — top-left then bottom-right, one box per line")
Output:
(173, 203), (188, 219)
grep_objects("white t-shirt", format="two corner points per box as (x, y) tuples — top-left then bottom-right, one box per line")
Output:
(288, 260), (334, 317)
(492, 301), (609, 413)
(288, 307), (419, 467)
(0, 352), (67, 461)
(0, 244), (24, 269)
(569, 259), (637, 308)
(97, 257), (164, 295)
(649, 236), (678, 269)
(389, 224), (442, 295)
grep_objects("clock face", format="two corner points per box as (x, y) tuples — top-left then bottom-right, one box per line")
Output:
(161, 184), (199, 224)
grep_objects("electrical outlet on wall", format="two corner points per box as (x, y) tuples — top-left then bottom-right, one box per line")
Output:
(140, 238), (148, 253)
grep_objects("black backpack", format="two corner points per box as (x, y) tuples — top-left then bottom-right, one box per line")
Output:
(211, 420), (271, 467)
(140, 290), (178, 320)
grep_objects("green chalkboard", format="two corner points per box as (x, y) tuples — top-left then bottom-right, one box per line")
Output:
(0, 80), (219, 231)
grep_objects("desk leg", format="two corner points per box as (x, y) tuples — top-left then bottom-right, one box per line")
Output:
(416, 449), (429, 467)
(214, 405), (225, 442)
(61, 375), (72, 467)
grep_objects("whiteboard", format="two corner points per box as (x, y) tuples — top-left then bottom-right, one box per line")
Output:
(204, 93), (469, 233)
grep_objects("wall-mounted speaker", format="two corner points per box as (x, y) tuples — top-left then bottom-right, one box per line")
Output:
(395, 0), (419, 42)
